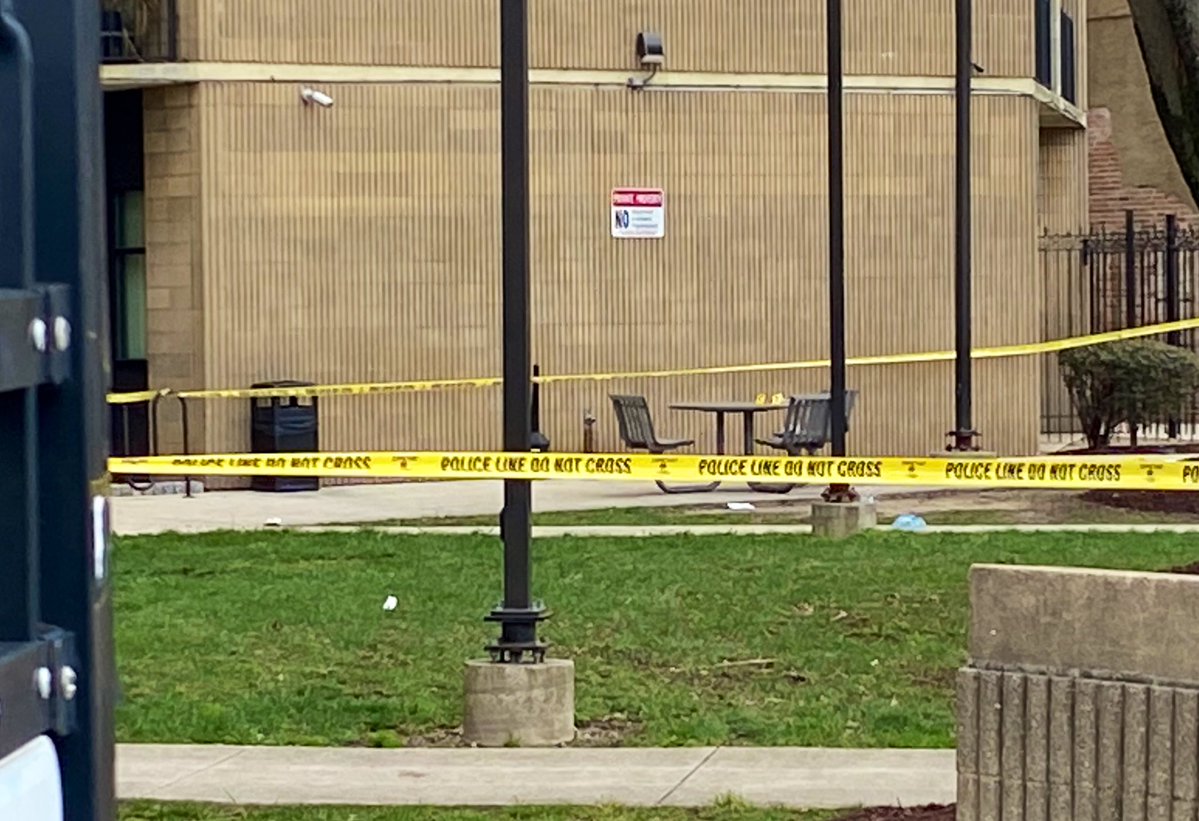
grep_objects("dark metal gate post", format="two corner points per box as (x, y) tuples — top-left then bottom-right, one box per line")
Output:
(950, 0), (978, 451)
(821, 0), (857, 503)
(486, 0), (546, 663)
(1166, 213), (1181, 439)
(1124, 209), (1137, 329)
(0, 0), (114, 816)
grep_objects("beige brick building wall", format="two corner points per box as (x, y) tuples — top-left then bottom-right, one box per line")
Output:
(143, 84), (205, 454)
(116, 2), (1091, 461)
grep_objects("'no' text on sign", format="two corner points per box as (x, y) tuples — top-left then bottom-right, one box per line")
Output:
(611, 188), (665, 239)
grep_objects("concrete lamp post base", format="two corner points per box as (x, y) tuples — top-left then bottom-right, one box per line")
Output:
(463, 659), (575, 747)
(811, 500), (878, 538)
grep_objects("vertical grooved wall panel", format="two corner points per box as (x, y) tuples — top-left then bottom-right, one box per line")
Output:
(188, 1), (1036, 78)
(1038, 129), (1088, 234)
(196, 0), (498, 66)
(974, 0), (1036, 79)
(1037, 126), (1089, 442)
(1064, 0), (1089, 109)
(176, 0), (201, 60)
(201, 83), (504, 455)
(959, 671), (1199, 821)
(191, 84), (1046, 457)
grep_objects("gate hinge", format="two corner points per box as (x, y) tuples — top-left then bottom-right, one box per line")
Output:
(0, 627), (78, 762)
(35, 283), (72, 386)
(0, 283), (71, 393)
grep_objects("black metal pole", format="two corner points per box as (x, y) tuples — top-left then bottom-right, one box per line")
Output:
(827, 0), (845, 458)
(821, 0), (855, 504)
(1166, 213), (1181, 439)
(487, 0), (545, 663)
(17, 0), (116, 815)
(1166, 214), (1181, 343)
(952, 0), (977, 451)
(1124, 209), (1137, 329)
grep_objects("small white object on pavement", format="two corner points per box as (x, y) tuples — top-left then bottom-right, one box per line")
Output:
(727, 502), (756, 511)
(383, 595), (398, 611)
(264, 517), (283, 528)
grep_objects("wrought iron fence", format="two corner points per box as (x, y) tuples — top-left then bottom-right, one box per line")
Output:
(1040, 211), (1199, 443)
(101, 0), (177, 63)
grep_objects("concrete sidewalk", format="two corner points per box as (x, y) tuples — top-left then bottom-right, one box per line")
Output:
(116, 744), (956, 809)
(110, 480), (925, 536)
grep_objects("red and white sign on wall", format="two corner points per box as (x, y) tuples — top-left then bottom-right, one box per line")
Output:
(611, 188), (665, 239)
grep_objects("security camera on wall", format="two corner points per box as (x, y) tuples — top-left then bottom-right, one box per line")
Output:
(637, 32), (665, 66)
(628, 32), (664, 90)
(300, 87), (335, 108)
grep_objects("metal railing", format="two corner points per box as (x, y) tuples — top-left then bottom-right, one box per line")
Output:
(101, 0), (177, 63)
(1041, 211), (1199, 443)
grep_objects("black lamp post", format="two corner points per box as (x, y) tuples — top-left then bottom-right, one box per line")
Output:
(951, 0), (978, 452)
(822, 0), (856, 504)
(486, 0), (546, 663)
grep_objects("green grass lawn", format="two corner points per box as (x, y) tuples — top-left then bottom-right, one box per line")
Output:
(119, 801), (832, 820)
(113, 529), (1199, 750)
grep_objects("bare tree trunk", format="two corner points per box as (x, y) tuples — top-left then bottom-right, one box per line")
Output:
(1129, 0), (1199, 203)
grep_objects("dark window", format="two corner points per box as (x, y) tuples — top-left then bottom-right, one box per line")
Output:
(1061, 11), (1077, 104)
(1035, 0), (1053, 88)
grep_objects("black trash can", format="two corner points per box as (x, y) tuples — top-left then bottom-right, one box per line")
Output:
(250, 380), (320, 492)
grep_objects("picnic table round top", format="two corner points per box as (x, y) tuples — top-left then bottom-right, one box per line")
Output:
(669, 401), (788, 413)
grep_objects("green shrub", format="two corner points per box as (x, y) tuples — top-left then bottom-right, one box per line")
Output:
(1059, 339), (1199, 448)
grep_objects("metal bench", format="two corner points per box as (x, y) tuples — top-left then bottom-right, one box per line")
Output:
(751, 391), (858, 493)
(758, 391), (858, 456)
(609, 394), (718, 494)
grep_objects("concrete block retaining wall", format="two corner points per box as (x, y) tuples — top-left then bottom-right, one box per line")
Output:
(956, 669), (1199, 821)
(957, 565), (1199, 821)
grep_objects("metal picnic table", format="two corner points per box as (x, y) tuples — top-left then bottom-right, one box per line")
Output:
(669, 400), (789, 491)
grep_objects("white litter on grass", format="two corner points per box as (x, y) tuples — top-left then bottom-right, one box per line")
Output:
(727, 502), (756, 511)
(383, 595), (398, 612)
(264, 517), (283, 528)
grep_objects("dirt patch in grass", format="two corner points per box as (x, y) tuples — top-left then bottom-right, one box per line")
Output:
(900, 664), (958, 692)
(1068, 444), (1199, 518)
(1083, 489), (1199, 516)
(573, 715), (645, 746)
(397, 718), (645, 748)
(883, 489), (1199, 525)
(403, 726), (464, 748)
(830, 806), (955, 821)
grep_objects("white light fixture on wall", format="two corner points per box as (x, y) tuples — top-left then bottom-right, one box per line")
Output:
(300, 87), (335, 108)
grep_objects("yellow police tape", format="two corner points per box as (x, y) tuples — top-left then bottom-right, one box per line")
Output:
(107, 450), (1199, 492)
(104, 317), (1199, 404)
(107, 389), (169, 406)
